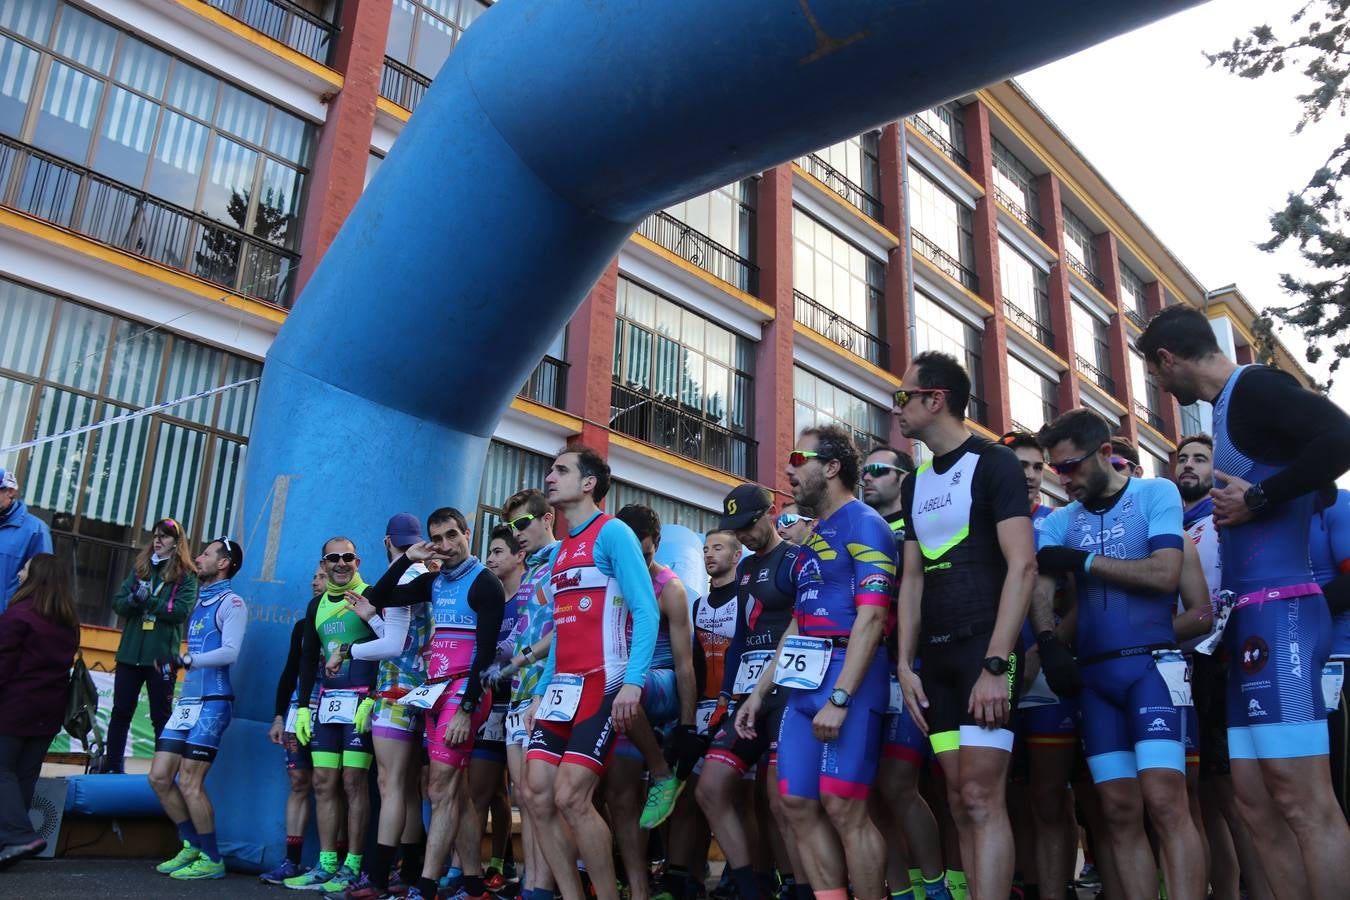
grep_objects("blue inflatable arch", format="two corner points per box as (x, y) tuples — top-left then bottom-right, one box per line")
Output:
(214, 0), (1199, 866)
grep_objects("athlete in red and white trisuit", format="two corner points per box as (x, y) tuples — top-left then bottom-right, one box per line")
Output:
(521, 446), (659, 900)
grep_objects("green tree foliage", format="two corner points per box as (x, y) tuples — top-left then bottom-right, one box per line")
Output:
(1209, 0), (1350, 377)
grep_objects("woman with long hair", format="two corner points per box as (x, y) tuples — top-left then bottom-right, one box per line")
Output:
(0, 553), (79, 867)
(103, 518), (199, 772)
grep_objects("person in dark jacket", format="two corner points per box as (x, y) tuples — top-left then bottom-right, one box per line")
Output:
(103, 518), (198, 772)
(0, 553), (80, 867)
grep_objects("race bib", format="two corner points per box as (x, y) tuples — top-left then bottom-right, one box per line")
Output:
(284, 704), (298, 734)
(538, 674), (584, 722)
(733, 650), (774, 696)
(1153, 650), (1192, 707)
(1196, 591), (1235, 656)
(403, 680), (450, 711)
(478, 706), (507, 743)
(170, 699), (202, 730)
(773, 636), (832, 690)
(506, 701), (529, 738)
(318, 689), (361, 725)
(1019, 670), (1060, 709)
(696, 699), (721, 735)
(887, 675), (903, 715)
(1323, 661), (1346, 712)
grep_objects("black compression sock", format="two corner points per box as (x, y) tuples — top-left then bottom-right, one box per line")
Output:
(370, 843), (396, 889)
(418, 876), (440, 899)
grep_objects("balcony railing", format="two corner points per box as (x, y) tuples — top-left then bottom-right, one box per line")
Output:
(1124, 308), (1148, 331)
(913, 230), (978, 293)
(967, 394), (989, 426)
(798, 153), (883, 221)
(1134, 400), (1165, 433)
(1001, 296), (1054, 348)
(1067, 254), (1106, 293)
(907, 115), (970, 172)
(381, 57), (432, 112)
(610, 382), (756, 478)
(793, 290), (888, 367)
(1075, 354), (1116, 395)
(205, 0), (338, 65)
(636, 211), (759, 295)
(519, 356), (568, 408)
(0, 135), (298, 307)
(1012, 406), (1058, 438)
(992, 185), (1044, 238)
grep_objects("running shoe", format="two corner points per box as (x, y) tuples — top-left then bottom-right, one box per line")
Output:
(923, 880), (955, 900)
(327, 873), (379, 899)
(286, 865), (340, 890)
(1076, 864), (1101, 888)
(318, 866), (361, 894)
(448, 891), (492, 900)
(171, 856), (227, 880)
(485, 868), (507, 892)
(263, 860), (310, 884)
(496, 880), (522, 899)
(440, 866), (465, 893)
(156, 841), (201, 874)
(639, 776), (683, 829)
(401, 890), (428, 900)
(386, 869), (409, 895)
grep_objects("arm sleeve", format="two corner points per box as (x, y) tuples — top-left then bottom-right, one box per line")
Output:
(1230, 367), (1350, 505)
(464, 571), (505, 707)
(296, 597), (322, 707)
(851, 511), (899, 608)
(30, 522), (52, 558)
(984, 446), (1034, 523)
(351, 605), (410, 660)
(111, 571), (137, 617)
(369, 556), (435, 609)
(188, 595), (248, 668)
(1037, 508), (1069, 550)
(900, 477), (917, 542)
(274, 620), (305, 718)
(0, 613), (27, 682)
(598, 519), (660, 688)
(1145, 480), (1185, 552)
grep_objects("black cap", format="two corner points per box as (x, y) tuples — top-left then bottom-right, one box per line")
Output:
(718, 484), (773, 531)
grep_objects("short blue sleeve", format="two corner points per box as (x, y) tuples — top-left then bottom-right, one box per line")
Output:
(1037, 507), (1070, 550)
(1327, 490), (1350, 570)
(1143, 478), (1184, 552)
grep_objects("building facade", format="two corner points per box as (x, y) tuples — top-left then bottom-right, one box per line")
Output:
(0, 0), (1312, 625)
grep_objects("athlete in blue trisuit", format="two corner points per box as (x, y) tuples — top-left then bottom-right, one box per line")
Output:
(1309, 485), (1350, 821)
(894, 352), (1037, 900)
(149, 537), (248, 881)
(736, 425), (897, 900)
(1031, 409), (1206, 900)
(1140, 304), (1350, 899)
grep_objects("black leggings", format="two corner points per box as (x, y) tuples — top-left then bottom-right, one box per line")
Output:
(103, 663), (175, 771)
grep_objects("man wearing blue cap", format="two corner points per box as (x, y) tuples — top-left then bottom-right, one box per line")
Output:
(0, 468), (52, 614)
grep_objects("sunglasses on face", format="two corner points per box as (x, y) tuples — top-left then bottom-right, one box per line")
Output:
(322, 552), (357, 564)
(506, 513), (536, 532)
(776, 513), (813, 529)
(1047, 449), (1098, 476)
(862, 462), (906, 479)
(892, 388), (944, 408)
(788, 450), (825, 467)
(1110, 456), (1132, 473)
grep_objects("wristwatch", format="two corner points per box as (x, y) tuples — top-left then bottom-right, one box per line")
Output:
(983, 656), (1011, 676)
(1243, 483), (1269, 513)
(338, 643), (351, 658)
(460, 697), (477, 714)
(828, 688), (851, 708)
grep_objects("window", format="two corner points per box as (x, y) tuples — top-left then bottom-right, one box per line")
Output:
(1179, 402), (1206, 438)
(793, 366), (888, 455)
(1129, 348), (1164, 429)
(1120, 264), (1148, 321)
(792, 209), (885, 338)
(662, 178), (756, 263)
(386, 0), (489, 80)
(611, 278), (754, 475)
(1070, 303), (1112, 390)
(810, 131), (881, 204)
(913, 291), (986, 424)
(475, 440), (551, 558)
(912, 102), (966, 156)
(365, 151), (383, 190)
(1007, 355), (1058, 434)
(999, 239), (1052, 343)
(610, 482), (719, 536)
(910, 168), (975, 274)
(992, 138), (1040, 224)
(0, 276), (260, 625)
(1062, 205), (1099, 277)
(1144, 448), (1169, 480)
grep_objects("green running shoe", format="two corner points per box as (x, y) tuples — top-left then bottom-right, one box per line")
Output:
(156, 841), (201, 874)
(639, 776), (684, 829)
(317, 865), (359, 893)
(285, 865), (339, 890)
(171, 856), (226, 880)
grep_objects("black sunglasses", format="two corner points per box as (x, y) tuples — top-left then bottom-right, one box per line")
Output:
(322, 552), (357, 564)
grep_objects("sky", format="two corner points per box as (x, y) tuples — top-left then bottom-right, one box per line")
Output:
(1017, 0), (1348, 409)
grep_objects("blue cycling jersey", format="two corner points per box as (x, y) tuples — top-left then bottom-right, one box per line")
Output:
(1037, 477), (1184, 659)
(793, 499), (897, 640)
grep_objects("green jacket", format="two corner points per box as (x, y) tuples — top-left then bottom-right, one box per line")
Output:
(112, 561), (198, 666)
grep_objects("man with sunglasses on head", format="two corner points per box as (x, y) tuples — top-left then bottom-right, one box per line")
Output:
(699, 484), (806, 900)
(521, 445), (659, 900)
(369, 508), (506, 900)
(149, 537), (247, 881)
(737, 426), (897, 900)
(287, 538), (383, 893)
(1031, 409), (1205, 900)
(892, 351), (1036, 898)
(860, 446), (951, 900)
